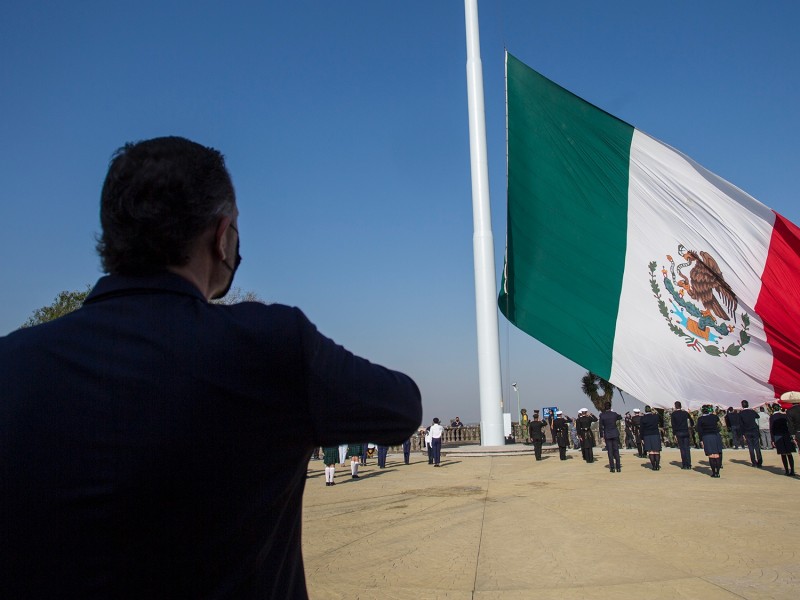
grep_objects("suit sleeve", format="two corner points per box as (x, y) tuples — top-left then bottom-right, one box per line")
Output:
(296, 308), (422, 446)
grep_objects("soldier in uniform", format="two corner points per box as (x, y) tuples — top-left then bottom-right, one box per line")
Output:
(575, 408), (598, 463)
(552, 410), (572, 460)
(528, 410), (548, 461)
(624, 412), (635, 449)
(631, 408), (644, 457)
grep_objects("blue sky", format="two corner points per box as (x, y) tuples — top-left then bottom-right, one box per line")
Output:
(2, 1), (798, 423)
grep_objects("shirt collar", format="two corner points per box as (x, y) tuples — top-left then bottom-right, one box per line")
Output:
(84, 271), (207, 305)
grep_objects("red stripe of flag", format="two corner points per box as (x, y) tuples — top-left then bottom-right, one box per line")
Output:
(756, 212), (800, 400)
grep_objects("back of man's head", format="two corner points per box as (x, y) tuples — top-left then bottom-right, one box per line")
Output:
(674, 401), (682, 409)
(97, 136), (235, 275)
(741, 400), (749, 408)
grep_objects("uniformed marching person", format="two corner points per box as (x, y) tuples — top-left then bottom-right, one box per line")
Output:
(697, 404), (724, 477)
(552, 410), (572, 460)
(575, 408), (598, 463)
(630, 408), (644, 457)
(528, 410), (548, 461)
(624, 412), (635, 449)
(639, 406), (662, 471)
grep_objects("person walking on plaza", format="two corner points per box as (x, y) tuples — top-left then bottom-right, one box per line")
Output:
(0, 136), (422, 599)
(528, 410), (548, 461)
(377, 444), (389, 468)
(553, 410), (572, 460)
(430, 418), (444, 467)
(739, 400), (763, 468)
(640, 406), (662, 470)
(758, 406), (772, 449)
(697, 405), (724, 477)
(402, 438), (411, 464)
(769, 404), (796, 476)
(575, 408), (598, 463)
(598, 402), (622, 473)
(670, 401), (694, 470)
(323, 446), (339, 487)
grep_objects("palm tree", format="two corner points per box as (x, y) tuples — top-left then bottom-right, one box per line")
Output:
(580, 371), (622, 412)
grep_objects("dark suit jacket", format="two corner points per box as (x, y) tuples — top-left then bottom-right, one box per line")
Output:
(598, 410), (621, 439)
(738, 408), (760, 433)
(670, 409), (694, 434)
(0, 273), (421, 599)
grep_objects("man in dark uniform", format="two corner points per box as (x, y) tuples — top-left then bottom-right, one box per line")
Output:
(739, 400), (763, 467)
(624, 412), (635, 449)
(631, 408), (644, 457)
(670, 401), (694, 469)
(528, 410), (548, 461)
(598, 402), (622, 473)
(552, 410), (572, 460)
(725, 406), (743, 449)
(575, 408), (598, 463)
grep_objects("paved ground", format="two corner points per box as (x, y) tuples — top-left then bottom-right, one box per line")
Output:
(302, 445), (798, 599)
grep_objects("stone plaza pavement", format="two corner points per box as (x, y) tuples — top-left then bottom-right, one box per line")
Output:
(302, 446), (798, 599)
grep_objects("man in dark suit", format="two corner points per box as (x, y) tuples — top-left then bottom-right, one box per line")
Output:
(739, 400), (763, 467)
(598, 402), (622, 472)
(670, 401), (694, 469)
(0, 137), (422, 599)
(725, 406), (743, 448)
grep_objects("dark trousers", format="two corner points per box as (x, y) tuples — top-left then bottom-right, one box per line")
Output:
(676, 433), (691, 467)
(558, 445), (567, 460)
(532, 440), (543, 460)
(377, 446), (389, 468)
(744, 430), (762, 465)
(581, 440), (593, 462)
(402, 441), (411, 464)
(731, 426), (743, 448)
(427, 444), (433, 464)
(605, 437), (621, 469)
(431, 437), (442, 465)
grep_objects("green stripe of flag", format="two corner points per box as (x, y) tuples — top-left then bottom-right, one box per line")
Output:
(499, 53), (633, 379)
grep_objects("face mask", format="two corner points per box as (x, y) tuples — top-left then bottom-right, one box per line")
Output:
(212, 234), (242, 300)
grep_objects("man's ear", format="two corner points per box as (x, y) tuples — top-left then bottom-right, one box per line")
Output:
(213, 216), (233, 261)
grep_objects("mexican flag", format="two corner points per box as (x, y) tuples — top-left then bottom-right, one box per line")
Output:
(499, 52), (800, 410)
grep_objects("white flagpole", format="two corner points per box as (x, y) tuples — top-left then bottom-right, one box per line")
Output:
(464, 0), (504, 446)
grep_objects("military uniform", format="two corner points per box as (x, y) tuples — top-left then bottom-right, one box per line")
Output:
(528, 418), (548, 461)
(575, 412), (598, 462)
(553, 414), (572, 460)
